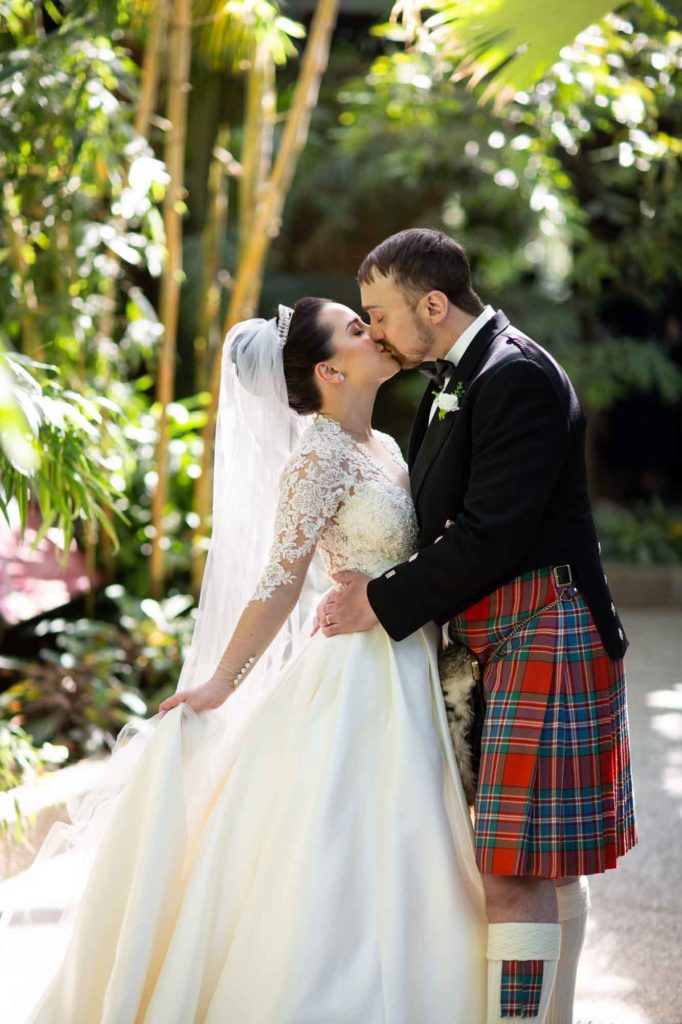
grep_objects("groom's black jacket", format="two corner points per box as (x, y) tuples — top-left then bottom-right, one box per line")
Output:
(367, 310), (628, 660)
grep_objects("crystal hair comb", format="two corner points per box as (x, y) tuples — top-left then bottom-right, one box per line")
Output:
(276, 304), (294, 345)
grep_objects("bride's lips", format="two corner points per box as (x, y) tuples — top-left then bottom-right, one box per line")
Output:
(376, 341), (402, 366)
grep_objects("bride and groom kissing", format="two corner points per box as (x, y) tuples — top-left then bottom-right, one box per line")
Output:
(15, 228), (637, 1023)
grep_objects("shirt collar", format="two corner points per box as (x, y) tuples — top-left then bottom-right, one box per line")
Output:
(444, 305), (496, 366)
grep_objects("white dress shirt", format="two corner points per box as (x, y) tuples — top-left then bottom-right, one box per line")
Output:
(428, 305), (496, 424)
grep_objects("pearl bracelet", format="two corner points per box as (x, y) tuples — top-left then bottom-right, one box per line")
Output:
(230, 654), (256, 689)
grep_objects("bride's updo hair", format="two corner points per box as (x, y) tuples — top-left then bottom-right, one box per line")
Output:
(283, 296), (335, 415)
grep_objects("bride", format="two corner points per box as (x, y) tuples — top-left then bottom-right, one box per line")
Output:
(0, 298), (487, 1022)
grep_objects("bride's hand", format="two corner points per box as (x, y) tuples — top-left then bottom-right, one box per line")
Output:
(157, 677), (234, 717)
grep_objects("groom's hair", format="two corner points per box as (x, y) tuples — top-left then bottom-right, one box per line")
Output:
(357, 229), (484, 316)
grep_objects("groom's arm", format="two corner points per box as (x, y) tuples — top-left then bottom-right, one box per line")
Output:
(367, 357), (571, 642)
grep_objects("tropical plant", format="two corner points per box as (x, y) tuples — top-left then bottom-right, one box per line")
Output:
(283, 4), (682, 397)
(0, 5), (168, 367)
(1, 0), (343, 602)
(0, 583), (197, 759)
(0, 0), (170, 585)
(0, 719), (68, 844)
(0, 347), (129, 558)
(190, 0), (341, 594)
(391, 0), (628, 107)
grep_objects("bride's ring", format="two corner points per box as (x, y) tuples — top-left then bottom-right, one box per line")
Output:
(325, 613), (334, 627)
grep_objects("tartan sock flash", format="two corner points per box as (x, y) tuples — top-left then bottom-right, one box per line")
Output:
(486, 922), (561, 1022)
(545, 877), (591, 1024)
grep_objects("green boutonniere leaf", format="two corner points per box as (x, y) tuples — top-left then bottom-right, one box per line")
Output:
(433, 380), (467, 419)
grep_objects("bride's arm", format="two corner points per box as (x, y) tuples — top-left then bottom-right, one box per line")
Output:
(159, 447), (344, 715)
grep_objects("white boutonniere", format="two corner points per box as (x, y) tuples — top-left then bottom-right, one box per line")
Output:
(432, 381), (465, 421)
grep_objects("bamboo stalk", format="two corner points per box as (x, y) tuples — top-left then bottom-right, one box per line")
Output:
(193, 133), (238, 394)
(191, 0), (340, 580)
(239, 42), (263, 249)
(223, 0), (340, 340)
(83, 518), (97, 618)
(239, 39), (275, 254)
(91, 0), (168, 583)
(2, 182), (43, 358)
(189, 142), (242, 595)
(135, 0), (170, 140)
(149, 0), (192, 599)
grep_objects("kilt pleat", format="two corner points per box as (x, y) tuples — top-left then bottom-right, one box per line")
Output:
(450, 567), (638, 878)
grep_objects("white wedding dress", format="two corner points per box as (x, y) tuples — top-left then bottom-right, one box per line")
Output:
(15, 415), (487, 1023)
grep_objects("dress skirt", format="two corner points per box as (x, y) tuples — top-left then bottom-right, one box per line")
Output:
(21, 624), (487, 1023)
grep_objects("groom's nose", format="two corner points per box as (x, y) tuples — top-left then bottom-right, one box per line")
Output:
(369, 323), (385, 342)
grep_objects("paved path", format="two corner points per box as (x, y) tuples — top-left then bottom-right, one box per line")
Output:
(1, 609), (680, 1023)
(573, 609), (682, 1024)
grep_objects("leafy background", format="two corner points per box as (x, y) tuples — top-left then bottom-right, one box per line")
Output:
(1, 0), (681, 817)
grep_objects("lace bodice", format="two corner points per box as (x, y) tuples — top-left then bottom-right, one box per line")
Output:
(252, 415), (418, 602)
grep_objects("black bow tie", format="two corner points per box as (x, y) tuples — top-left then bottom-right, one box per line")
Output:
(418, 358), (455, 390)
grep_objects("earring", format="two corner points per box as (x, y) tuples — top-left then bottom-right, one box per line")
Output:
(339, 373), (346, 382)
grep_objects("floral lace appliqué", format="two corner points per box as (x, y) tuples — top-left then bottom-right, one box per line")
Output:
(251, 416), (417, 603)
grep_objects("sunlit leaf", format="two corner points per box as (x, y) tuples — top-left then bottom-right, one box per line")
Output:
(393, 0), (624, 107)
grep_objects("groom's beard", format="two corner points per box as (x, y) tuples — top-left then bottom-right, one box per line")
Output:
(393, 316), (437, 369)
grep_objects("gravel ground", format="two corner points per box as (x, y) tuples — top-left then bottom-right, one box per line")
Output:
(573, 609), (682, 1024)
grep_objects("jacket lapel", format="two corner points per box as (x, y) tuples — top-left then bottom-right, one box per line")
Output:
(410, 372), (459, 502)
(409, 310), (511, 506)
(408, 383), (434, 469)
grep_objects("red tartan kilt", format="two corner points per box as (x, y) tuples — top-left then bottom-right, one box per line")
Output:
(450, 567), (638, 878)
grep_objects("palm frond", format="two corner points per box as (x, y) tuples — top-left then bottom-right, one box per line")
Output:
(393, 0), (624, 107)
(191, 0), (303, 70)
(127, 0), (304, 71)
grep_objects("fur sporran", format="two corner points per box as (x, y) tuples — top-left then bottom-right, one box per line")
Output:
(438, 637), (486, 807)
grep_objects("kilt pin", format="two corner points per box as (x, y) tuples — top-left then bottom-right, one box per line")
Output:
(450, 566), (638, 879)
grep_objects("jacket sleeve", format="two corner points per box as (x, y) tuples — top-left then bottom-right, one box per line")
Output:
(367, 358), (570, 641)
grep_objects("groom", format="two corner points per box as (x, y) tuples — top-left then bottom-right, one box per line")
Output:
(316, 229), (638, 1024)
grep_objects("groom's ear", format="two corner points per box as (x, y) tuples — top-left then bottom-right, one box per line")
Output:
(422, 289), (449, 325)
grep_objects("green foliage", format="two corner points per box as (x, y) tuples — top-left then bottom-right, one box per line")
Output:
(283, 4), (682, 413)
(509, 4), (682, 309)
(191, 0), (305, 70)
(0, 346), (131, 557)
(595, 499), (682, 563)
(0, 0), (172, 577)
(391, 0), (618, 106)
(112, 387), (210, 593)
(0, 6), (168, 368)
(548, 336), (682, 408)
(0, 584), (197, 760)
(0, 718), (68, 843)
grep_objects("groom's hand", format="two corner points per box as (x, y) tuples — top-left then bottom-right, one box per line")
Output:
(312, 572), (378, 637)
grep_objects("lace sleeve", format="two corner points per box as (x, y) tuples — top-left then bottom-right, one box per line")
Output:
(251, 444), (349, 602)
(202, 423), (355, 694)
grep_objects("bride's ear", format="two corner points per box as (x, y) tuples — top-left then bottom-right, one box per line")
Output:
(315, 363), (345, 385)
